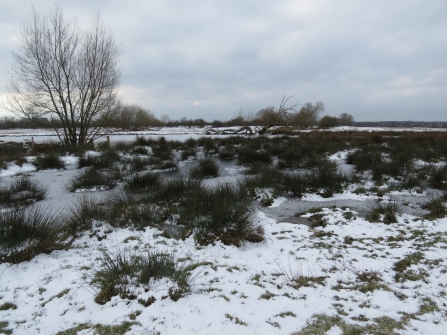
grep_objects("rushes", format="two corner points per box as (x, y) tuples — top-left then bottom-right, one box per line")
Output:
(0, 206), (65, 264)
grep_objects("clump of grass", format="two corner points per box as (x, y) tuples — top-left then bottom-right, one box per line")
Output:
(67, 196), (107, 235)
(124, 172), (161, 193)
(0, 206), (65, 264)
(225, 313), (248, 326)
(293, 313), (408, 335)
(0, 321), (12, 335)
(366, 198), (400, 224)
(156, 176), (201, 202)
(237, 147), (272, 166)
(68, 168), (118, 192)
(104, 191), (163, 229)
(127, 156), (151, 172)
(0, 175), (47, 208)
(189, 158), (220, 178)
(33, 152), (65, 170)
(422, 196), (447, 219)
(78, 150), (121, 170)
(181, 148), (196, 161)
(131, 146), (149, 155)
(393, 251), (426, 282)
(180, 184), (263, 247)
(55, 321), (138, 335)
(429, 165), (447, 190)
(0, 302), (17, 310)
(218, 146), (236, 160)
(91, 247), (198, 305)
(276, 260), (327, 290)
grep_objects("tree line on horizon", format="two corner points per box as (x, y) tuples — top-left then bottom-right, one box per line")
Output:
(0, 102), (354, 131)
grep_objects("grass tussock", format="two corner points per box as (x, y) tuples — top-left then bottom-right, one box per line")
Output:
(0, 175), (47, 208)
(91, 247), (199, 304)
(366, 198), (400, 224)
(180, 184), (263, 247)
(78, 150), (121, 170)
(0, 206), (66, 264)
(124, 172), (161, 193)
(33, 152), (66, 170)
(68, 168), (118, 192)
(189, 158), (220, 178)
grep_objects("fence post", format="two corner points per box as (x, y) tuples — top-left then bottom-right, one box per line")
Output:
(107, 136), (110, 149)
(31, 137), (35, 149)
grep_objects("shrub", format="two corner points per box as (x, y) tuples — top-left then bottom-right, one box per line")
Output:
(91, 247), (197, 304)
(180, 184), (263, 247)
(68, 168), (118, 192)
(33, 152), (65, 170)
(189, 158), (220, 178)
(0, 176), (47, 208)
(0, 206), (65, 264)
(124, 172), (161, 193)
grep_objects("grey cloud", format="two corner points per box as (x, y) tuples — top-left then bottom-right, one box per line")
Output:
(0, 0), (446, 121)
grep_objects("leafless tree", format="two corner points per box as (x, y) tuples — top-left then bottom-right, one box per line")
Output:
(6, 6), (120, 146)
(255, 95), (300, 134)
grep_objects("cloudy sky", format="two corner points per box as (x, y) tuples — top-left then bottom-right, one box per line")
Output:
(0, 0), (446, 122)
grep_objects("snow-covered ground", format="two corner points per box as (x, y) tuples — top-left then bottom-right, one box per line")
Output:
(1, 125), (447, 144)
(0, 134), (446, 334)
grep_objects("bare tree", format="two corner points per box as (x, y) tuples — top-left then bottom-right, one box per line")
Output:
(255, 95), (300, 134)
(6, 6), (120, 146)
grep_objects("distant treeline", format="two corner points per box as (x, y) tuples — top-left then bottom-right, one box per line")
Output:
(354, 121), (447, 128)
(1, 102), (445, 130)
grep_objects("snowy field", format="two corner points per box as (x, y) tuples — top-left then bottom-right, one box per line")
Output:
(1, 126), (447, 144)
(0, 130), (446, 335)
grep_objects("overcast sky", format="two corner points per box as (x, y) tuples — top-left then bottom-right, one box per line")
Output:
(0, 0), (446, 122)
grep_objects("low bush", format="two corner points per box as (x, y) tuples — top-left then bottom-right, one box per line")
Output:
(91, 247), (198, 304)
(0, 176), (47, 208)
(180, 184), (263, 247)
(0, 206), (65, 264)
(68, 168), (118, 192)
(33, 152), (65, 170)
(189, 158), (220, 178)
